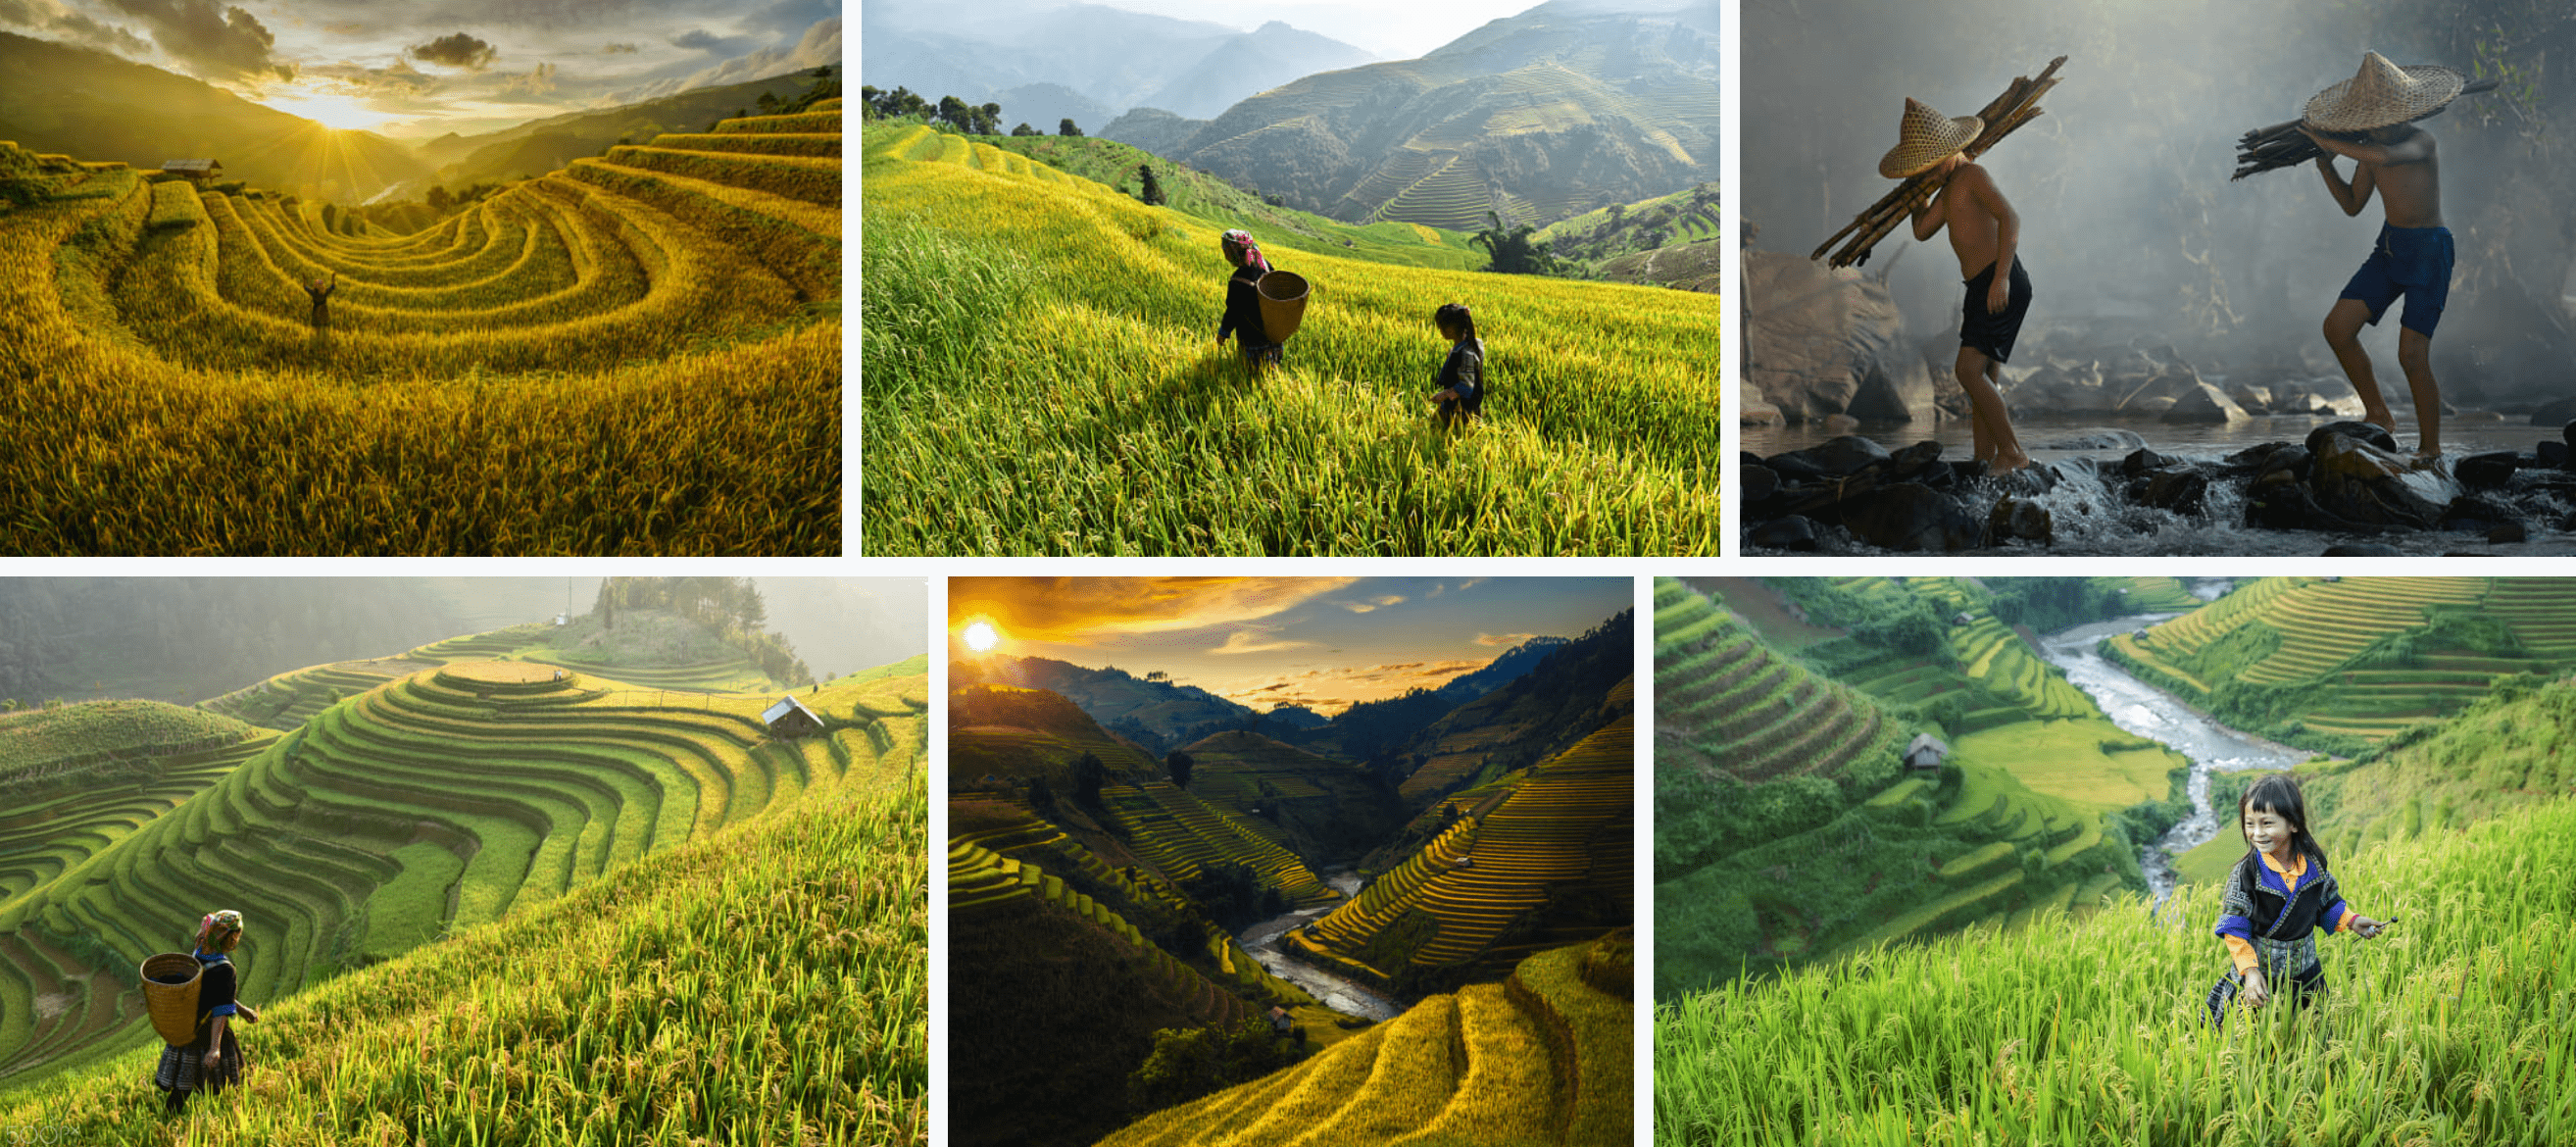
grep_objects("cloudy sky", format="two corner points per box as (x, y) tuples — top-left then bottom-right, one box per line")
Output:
(949, 577), (1627, 716)
(0, 0), (841, 136)
(1080, 0), (1531, 60)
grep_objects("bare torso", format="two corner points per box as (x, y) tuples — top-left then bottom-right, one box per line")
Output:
(1922, 162), (2009, 276)
(2312, 125), (2442, 228)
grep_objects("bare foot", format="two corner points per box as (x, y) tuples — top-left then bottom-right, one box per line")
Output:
(2361, 408), (2398, 434)
(2411, 448), (2443, 468)
(1989, 449), (2032, 474)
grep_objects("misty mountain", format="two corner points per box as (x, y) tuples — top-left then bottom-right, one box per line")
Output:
(0, 31), (430, 202)
(859, 2), (1373, 129)
(1379, 609), (1634, 810)
(418, 68), (830, 190)
(0, 579), (483, 705)
(986, 83), (1119, 137)
(1111, 0), (1717, 231)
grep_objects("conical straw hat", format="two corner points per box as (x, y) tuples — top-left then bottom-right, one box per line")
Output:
(1880, 98), (1983, 178)
(2304, 52), (2464, 132)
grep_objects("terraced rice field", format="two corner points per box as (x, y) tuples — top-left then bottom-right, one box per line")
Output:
(948, 838), (1263, 1029)
(862, 121), (1724, 556)
(1654, 579), (1901, 783)
(14, 767), (926, 1145)
(0, 659), (927, 1087)
(2111, 578), (2576, 743)
(1098, 932), (1631, 1147)
(1103, 780), (1336, 907)
(1297, 716), (1630, 981)
(0, 731), (274, 909)
(0, 105), (841, 554)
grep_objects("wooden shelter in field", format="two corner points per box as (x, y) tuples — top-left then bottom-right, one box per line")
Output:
(762, 695), (822, 739)
(161, 159), (222, 182)
(1904, 732), (1950, 772)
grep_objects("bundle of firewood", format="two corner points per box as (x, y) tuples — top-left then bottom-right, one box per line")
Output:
(1812, 56), (2067, 269)
(2231, 77), (2499, 180)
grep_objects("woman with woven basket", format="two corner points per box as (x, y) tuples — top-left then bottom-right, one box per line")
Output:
(154, 910), (260, 1116)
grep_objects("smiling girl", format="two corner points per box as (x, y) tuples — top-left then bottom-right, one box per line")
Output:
(2205, 774), (2389, 1025)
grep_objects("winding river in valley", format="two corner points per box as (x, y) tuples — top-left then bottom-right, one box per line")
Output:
(2034, 612), (2306, 909)
(1237, 870), (1403, 1021)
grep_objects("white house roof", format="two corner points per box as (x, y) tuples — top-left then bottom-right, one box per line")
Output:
(763, 695), (818, 726)
(1907, 732), (1949, 755)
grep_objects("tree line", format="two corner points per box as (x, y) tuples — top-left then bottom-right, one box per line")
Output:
(858, 85), (1086, 138)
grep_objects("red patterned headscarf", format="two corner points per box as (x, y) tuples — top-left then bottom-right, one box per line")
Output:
(196, 910), (244, 954)
(1220, 229), (1271, 274)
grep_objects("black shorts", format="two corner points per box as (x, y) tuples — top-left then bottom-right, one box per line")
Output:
(1961, 257), (2033, 364)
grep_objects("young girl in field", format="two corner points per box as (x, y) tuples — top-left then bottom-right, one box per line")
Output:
(1428, 303), (1484, 427)
(2205, 775), (2388, 1026)
(156, 910), (260, 1115)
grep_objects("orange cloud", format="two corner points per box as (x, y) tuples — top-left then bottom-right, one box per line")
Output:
(1474, 632), (1538, 647)
(948, 577), (1358, 645)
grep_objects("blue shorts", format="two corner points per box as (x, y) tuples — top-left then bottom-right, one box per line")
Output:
(2340, 224), (2452, 337)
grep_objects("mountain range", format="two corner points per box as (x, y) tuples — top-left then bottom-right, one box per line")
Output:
(1104, 0), (1719, 229)
(859, 1), (1375, 127)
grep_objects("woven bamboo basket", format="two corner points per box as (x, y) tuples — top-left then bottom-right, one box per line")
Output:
(140, 952), (202, 1045)
(1257, 271), (1310, 341)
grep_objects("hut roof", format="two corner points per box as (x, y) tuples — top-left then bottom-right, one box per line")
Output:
(763, 695), (819, 727)
(161, 159), (221, 173)
(1907, 732), (1949, 756)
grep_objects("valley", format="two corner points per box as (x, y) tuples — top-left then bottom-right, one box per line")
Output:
(947, 577), (1631, 1147)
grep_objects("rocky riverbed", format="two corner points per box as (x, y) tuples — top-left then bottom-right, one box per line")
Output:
(1744, 419), (2576, 555)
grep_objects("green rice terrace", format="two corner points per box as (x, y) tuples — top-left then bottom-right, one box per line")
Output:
(861, 120), (1723, 556)
(2106, 576), (2576, 753)
(950, 672), (1632, 1147)
(0, 632), (929, 1104)
(0, 100), (842, 554)
(1654, 577), (2182, 996)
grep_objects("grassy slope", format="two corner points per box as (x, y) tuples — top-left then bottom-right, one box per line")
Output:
(860, 123), (1723, 556)
(1176, 731), (1406, 865)
(8, 778), (926, 1145)
(1657, 795), (2576, 1147)
(968, 132), (1483, 271)
(0, 701), (253, 775)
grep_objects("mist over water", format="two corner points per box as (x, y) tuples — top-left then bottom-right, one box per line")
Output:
(1746, 0), (2576, 402)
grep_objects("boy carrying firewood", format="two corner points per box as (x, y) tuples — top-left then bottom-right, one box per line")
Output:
(2299, 52), (2461, 463)
(1891, 98), (2031, 474)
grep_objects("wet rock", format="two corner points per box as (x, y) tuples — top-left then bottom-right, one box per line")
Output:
(1745, 252), (1941, 424)
(2307, 420), (2398, 456)
(2529, 396), (2576, 425)
(1742, 464), (1780, 504)
(2135, 467), (2209, 515)
(2223, 441), (2296, 469)
(2119, 448), (2183, 477)
(1748, 515), (1821, 551)
(2489, 522), (2530, 544)
(1912, 460), (1958, 490)
(2538, 440), (2570, 469)
(2455, 452), (2521, 489)
(2311, 433), (2448, 528)
(1952, 459), (1989, 482)
(1986, 496), (2055, 547)
(2039, 429), (2145, 451)
(2164, 380), (2254, 424)
(1844, 483), (1983, 552)
(1822, 415), (1861, 433)
(2230, 384), (2273, 415)
(1772, 436), (1892, 478)
(1883, 440), (1944, 481)
(2324, 544), (2404, 556)
(2566, 419), (2576, 450)
(2441, 494), (2518, 531)
(2248, 480), (2372, 533)
(1987, 464), (2061, 496)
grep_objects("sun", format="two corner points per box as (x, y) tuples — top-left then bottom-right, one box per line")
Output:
(960, 621), (1001, 653)
(259, 86), (390, 133)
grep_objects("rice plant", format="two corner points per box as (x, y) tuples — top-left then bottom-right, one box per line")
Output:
(0, 107), (844, 555)
(1655, 797), (2576, 1147)
(860, 123), (1723, 556)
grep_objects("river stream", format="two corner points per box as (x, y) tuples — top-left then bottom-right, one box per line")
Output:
(1237, 870), (1402, 1021)
(2034, 614), (2305, 909)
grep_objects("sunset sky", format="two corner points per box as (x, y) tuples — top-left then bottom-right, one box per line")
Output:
(949, 577), (1627, 716)
(0, 0), (840, 136)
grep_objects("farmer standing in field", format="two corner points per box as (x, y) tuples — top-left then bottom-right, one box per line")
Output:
(1893, 97), (2032, 475)
(1427, 302), (1485, 427)
(303, 272), (336, 331)
(1215, 229), (1282, 372)
(156, 910), (261, 1116)
(2298, 52), (2460, 463)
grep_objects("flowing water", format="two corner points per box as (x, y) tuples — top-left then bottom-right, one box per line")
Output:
(2034, 616), (2306, 910)
(1748, 415), (2576, 555)
(1237, 869), (1402, 1021)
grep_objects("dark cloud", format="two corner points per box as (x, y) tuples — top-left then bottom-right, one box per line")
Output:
(602, 41), (639, 53)
(0, 0), (150, 56)
(410, 30), (497, 71)
(303, 56), (435, 92)
(669, 27), (749, 53)
(98, 0), (286, 80)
